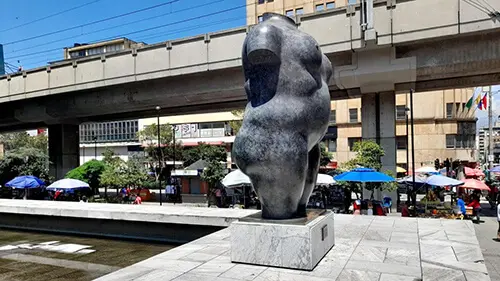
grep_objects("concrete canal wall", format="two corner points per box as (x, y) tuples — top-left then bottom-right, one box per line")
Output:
(0, 200), (259, 243)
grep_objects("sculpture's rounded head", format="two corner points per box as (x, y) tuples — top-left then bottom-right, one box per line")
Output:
(242, 13), (332, 107)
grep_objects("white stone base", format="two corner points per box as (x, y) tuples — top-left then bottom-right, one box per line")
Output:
(230, 210), (335, 271)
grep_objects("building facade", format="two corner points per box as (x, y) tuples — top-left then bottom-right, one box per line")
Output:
(62, 38), (146, 60)
(329, 89), (476, 171)
(247, 0), (356, 25)
(478, 123), (500, 164)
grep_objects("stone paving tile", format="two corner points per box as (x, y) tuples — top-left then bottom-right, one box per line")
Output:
(92, 266), (154, 281)
(379, 273), (421, 281)
(179, 252), (218, 263)
(384, 248), (420, 266)
(133, 269), (184, 281)
(133, 259), (202, 272)
(420, 245), (457, 263)
(350, 246), (386, 262)
(253, 268), (331, 281)
(344, 260), (421, 277)
(463, 271), (491, 281)
(172, 273), (236, 281)
(219, 264), (266, 280)
(189, 259), (235, 277)
(335, 269), (380, 281)
(422, 262), (466, 281)
(452, 244), (484, 262)
(362, 230), (392, 242)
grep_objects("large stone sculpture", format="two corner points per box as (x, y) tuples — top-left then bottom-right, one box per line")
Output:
(233, 13), (333, 220)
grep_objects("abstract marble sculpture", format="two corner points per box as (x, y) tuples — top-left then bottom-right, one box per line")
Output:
(233, 13), (333, 220)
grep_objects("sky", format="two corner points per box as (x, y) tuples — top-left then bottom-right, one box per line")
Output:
(0, 0), (247, 70)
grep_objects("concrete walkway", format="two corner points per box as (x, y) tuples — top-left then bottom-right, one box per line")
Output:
(474, 204), (500, 281)
(94, 214), (490, 281)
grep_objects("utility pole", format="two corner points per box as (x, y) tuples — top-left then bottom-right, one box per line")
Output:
(488, 85), (493, 170)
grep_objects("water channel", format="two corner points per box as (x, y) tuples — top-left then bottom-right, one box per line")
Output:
(0, 229), (176, 281)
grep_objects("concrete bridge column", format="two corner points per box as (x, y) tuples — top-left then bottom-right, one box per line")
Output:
(361, 92), (397, 203)
(48, 124), (80, 180)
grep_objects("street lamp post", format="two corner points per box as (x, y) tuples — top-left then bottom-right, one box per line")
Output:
(156, 106), (163, 206)
(405, 106), (410, 205)
(410, 89), (416, 208)
(172, 125), (177, 205)
(92, 132), (97, 159)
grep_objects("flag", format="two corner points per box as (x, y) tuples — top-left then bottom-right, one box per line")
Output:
(475, 95), (482, 110)
(482, 93), (488, 110)
(465, 94), (475, 109)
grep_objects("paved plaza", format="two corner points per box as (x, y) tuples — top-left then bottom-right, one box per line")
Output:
(95, 214), (490, 281)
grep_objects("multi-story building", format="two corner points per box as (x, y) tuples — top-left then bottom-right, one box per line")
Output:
(62, 38), (146, 60)
(478, 123), (500, 164)
(329, 89), (476, 171)
(247, 0), (355, 25)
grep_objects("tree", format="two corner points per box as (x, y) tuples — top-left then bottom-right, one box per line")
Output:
(124, 155), (149, 188)
(201, 159), (226, 205)
(319, 142), (333, 167)
(137, 123), (173, 144)
(0, 132), (48, 152)
(228, 109), (245, 135)
(66, 160), (106, 194)
(0, 147), (50, 185)
(183, 143), (226, 168)
(339, 140), (395, 201)
(137, 122), (183, 184)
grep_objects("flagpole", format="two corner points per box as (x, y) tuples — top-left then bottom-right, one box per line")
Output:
(489, 85), (493, 170)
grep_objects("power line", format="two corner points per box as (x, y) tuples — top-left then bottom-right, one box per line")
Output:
(6, 0), (225, 55)
(6, 1), (249, 61)
(3, 0), (181, 46)
(0, 0), (103, 33)
(14, 16), (242, 67)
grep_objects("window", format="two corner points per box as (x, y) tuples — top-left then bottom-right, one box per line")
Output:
(286, 10), (294, 17)
(396, 105), (407, 120)
(327, 139), (337, 152)
(330, 110), (336, 124)
(349, 108), (358, 123)
(316, 4), (324, 11)
(446, 134), (455, 148)
(446, 103), (453, 118)
(396, 136), (407, 150)
(348, 138), (362, 151)
(258, 15), (263, 22)
(80, 120), (139, 143)
(326, 2), (335, 9)
(295, 8), (304, 15)
(348, 0), (356, 5)
(258, 0), (265, 4)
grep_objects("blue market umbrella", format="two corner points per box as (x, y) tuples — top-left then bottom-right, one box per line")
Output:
(490, 166), (500, 173)
(334, 168), (395, 183)
(425, 175), (463, 187)
(5, 176), (45, 189)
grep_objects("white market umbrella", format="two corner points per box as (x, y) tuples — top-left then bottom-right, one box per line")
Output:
(316, 174), (335, 185)
(222, 170), (251, 187)
(415, 166), (438, 174)
(47, 179), (90, 191)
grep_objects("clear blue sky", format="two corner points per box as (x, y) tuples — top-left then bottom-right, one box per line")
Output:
(0, 0), (246, 70)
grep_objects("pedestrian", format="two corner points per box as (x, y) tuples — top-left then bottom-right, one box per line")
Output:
(215, 187), (222, 207)
(497, 202), (500, 240)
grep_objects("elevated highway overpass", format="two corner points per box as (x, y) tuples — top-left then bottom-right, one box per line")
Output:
(0, 0), (498, 178)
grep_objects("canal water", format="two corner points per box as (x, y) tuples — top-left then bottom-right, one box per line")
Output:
(0, 229), (176, 281)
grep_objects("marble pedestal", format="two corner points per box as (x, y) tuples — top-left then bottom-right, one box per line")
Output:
(230, 210), (335, 271)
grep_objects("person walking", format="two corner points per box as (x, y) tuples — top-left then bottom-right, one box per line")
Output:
(497, 203), (500, 240)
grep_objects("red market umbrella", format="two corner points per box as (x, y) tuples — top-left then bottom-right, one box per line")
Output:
(464, 167), (485, 177)
(461, 179), (490, 191)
